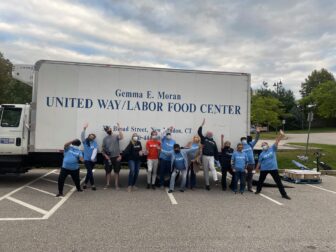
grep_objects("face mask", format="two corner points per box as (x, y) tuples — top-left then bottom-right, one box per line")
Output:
(152, 135), (158, 139)
(242, 140), (247, 144)
(107, 130), (112, 135)
(132, 136), (138, 141)
(174, 149), (180, 154)
(166, 135), (172, 140)
(262, 145), (269, 151)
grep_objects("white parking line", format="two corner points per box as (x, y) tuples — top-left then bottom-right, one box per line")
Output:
(306, 184), (336, 194)
(216, 172), (283, 206)
(6, 196), (48, 215)
(165, 188), (178, 205)
(26, 186), (56, 197)
(0, 170), (56, 201)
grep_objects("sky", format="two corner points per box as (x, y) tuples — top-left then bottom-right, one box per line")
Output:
(0, 0), (335, 98)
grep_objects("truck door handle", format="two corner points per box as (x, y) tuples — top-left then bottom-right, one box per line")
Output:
(16, 138), (21, 146)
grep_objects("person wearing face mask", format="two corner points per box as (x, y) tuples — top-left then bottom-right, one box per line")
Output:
(123, 133), (143, 192)
(56, 139), (84, 197)
(220, 135), (234, 191)
(159, 126), (176, 188)
(81, 123), (98, 191)
(198, 119), (219, 190)
(231, 143), (248, 194)
(255, 130), (291, 200)
(240, 127), (260, 192)
(160, 144), (195, 193)
(146, 130), (161, 189)
(185, 135), (202, 190)
(102, 123), (123, 190)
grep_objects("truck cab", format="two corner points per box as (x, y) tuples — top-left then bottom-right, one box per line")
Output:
(0, 104), (30, 173)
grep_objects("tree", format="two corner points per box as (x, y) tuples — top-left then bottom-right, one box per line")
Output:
(300, 68), (335, 98)
(309, 81), (336, 118)
(251, 94), (283, 129)
(0, 52), (32, 104)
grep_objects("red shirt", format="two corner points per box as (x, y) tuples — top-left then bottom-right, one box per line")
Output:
(146, 140), (161, 160)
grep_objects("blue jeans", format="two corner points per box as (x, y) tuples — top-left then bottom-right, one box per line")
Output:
(233, 171), (246, 193)
(169, 168), (187, 190)
(159, 159), (171, 186)
(84, 161), (95, 185)
(128, 160), (140, 186)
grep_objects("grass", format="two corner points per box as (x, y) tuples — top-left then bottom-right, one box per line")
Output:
(252, 127), (336, 140)
(276, 143), (336, 170)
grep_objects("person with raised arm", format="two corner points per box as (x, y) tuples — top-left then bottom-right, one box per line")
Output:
(255, 130), (291, 200)
(56, 139), (84, 197)
(81, 123), (98, 191)
(220, 134), (234, 191)
(102, 123), (123, 190)
(198, 119), (219, 190)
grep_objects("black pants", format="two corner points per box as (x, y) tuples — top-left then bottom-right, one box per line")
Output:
(221, 165), (234, 189)
(58, 168), (81, 194)
(84, 161), (95, 185)
(256, 170), (287, 196)
(246, 164), (255, 190)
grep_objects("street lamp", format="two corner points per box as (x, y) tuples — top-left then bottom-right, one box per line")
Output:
(305, 104), (316, 157)
(273, 80), (282, 94)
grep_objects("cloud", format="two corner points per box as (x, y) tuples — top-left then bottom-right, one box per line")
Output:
(0, 0), (335, 98)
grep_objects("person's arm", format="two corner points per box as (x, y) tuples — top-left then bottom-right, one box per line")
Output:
(250, 127), (260, 147)
(197, 119), (205, 142)
(64, 140), (73, 150)
(79, 152), (84, 163)
(231, 154), (236, 172)
(117, 123), (123, 140)
(255, 162), (260, 173)
(101, 140), (110, 160)
(160, 148), (173, 157)
(185, 141), (192, 148)
(81, 123), (88, 142)
(91, 142), (98, 161)
(274, 129), (285, 148)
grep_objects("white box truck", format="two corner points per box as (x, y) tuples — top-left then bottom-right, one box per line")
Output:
(0, 60), (251, 173)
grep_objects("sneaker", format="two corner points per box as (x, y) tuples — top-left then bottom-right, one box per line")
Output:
(282, 195), (291, 200)
(222, 187), (227, 191)
(91, 186), (96, 191)
(147, 184), (150, 189)
(255, 191), (260, 195)
(77, 189), (83, 192)
(248, 189), (253, 192)
(104, 185), (109, 190)
(115, 187), (120, 191)
(133, 186), (138, 190)
(56, 193), (64, 197)
(151, 185), (156, 190)
(240, 191), (244, 195)
(215, 180), (219, 186)
(127, 186), (132, 192)
(205, 185), (210, 191)
(179, 189), (184, 192)
(160, 186), (165, 190)
(168, 189), (173, 193)
(83, 185), (87, 189)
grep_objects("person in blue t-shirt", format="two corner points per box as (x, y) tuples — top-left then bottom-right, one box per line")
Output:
(56, 139), (84, 197)
(81, 123), (98, 191)
(159, 126), (176, 188)
(241, 127), (260, 192)
(255, 130), (291, 200)
(231, 143), (248, 194)
(185, 135), (202, 190)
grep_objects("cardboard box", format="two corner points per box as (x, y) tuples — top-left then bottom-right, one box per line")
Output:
(284, 169), (321, 180)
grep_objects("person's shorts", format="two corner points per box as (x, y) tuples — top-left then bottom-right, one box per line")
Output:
(104, 156), (121, 174)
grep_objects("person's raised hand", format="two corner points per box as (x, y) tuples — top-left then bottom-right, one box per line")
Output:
(201, 118), (205, 126)
(83, 123), (88, 130)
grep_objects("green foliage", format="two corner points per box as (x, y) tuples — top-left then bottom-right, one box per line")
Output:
(251, 94), (283, 128)
(309, 81), (336, 118)
(0, 52), (32, 104)
(300, 68), (335, 98)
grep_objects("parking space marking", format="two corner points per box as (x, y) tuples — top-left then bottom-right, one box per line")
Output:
(165, 188), (178, 205)
(26, 186), (57, 196)
(41, 178), (73, 187)
(306, 184), (336, 194)
(216, 171), (283, 206)
(0, 169), (56, 201)
(6, 196), (48, 215)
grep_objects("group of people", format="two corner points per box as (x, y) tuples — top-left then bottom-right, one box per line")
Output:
(56, 119), (291, 200)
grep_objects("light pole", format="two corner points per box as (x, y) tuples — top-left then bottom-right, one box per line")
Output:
(305, 104), (316, 157)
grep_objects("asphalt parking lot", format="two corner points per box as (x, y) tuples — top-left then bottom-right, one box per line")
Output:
(0, 168), (336, 252)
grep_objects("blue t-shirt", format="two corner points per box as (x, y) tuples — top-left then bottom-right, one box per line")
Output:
(232, 151), (248, 171)
(83, 140), (98, 161)
(242, 134), (259, 164)
(258, 145), (278, 171)
(62, 146), (83, 170)
(173, 152), (186, 170)
(159, 137), (176, 161)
